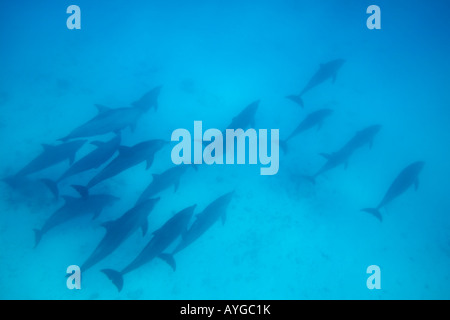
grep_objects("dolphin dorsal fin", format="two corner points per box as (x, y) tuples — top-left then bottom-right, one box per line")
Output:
(94, 104), (111, 114)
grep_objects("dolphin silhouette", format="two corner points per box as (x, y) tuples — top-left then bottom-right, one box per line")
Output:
(361, 161), (425, 222)
(287, 59), (345, 108)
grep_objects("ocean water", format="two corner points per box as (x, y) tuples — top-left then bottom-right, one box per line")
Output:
(1, 0), (449, 300)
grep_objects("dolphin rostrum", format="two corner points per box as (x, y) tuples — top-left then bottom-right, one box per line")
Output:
(361, 161), (425, 222)
(80, 197), (160, 272)
(287, 59), (345, 108)
(101, 204), (196, 292)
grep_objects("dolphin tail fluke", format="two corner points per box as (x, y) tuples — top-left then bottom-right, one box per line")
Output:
(279, 140), (288, 155)
(33, 229), (43, 248)
(40, 179), (59, 199)
(158, 253), (176, 271)
(101, 269), (124, 292)
(301, 175), (316, 185)
(286, 94), (304, 108)
(361, 208), (382, 222)
(72, 185), (89, 198)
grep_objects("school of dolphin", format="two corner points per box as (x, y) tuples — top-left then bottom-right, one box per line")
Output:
(1, 59), (424, 292)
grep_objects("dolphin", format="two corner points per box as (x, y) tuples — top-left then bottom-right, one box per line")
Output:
(287, 59), (345, 108)
(59, 86), (162, 141)
(81, 139), (167, 192)
(225, 100), (259, 131)
(201, 100), (259, 159)
(6, 140), (87, 179)
(302, 147), (354, 184)
(33, 186), (119, 247)
(361, 161), (425, 222)
(80, 197), (160, 272)
(201, 100), (259, 147)
(132, 86), (162, 111)
(101, 204), (196, 292)
(340, 125), (382, 153)
(279, 108), (333, 153)
(41, 134), (121, 198)
(303, 125), (381, 184)
(136, 165), (194, 205)
(172, 191), (234, 255)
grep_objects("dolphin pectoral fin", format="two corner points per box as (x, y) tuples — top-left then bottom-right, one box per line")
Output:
(129, 121), (137, 133)
(71, 185), (89, 198)
(118, 146), (132, 156)
(174, 179), (180, 193)
(414, 178), (419, 191)
(68, 154), (75, 166)
(361, 208), (382, 222)
(221, 212), (227, 225)
(158, 254), (176, 271)
(319, 153), (332, 160)
(141, 220), (148, 236)
(40, 179), (59, 199)
(41, 144), (53, 151)
(33, 229), (43, 248)
(279, 140), (288, 155)
(101, 220), (115, 231)
(2, 176), (18, 188)
(92, 209), (102, 220)
(146, 155), (155, 170)
(94, 104), (111, 114)
(61, 195), (77, 204)
(90, 141), (105, 148)
(101, 269), (123, 292)
(181, 227), (188, 240)
(286, 94), (304, 108)
(317, 121), (323, 131)
(301, 175), (316, 185)
(152, 173), (160, 180)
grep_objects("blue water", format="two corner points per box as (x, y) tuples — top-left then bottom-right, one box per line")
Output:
(1, 0), (450, 299)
